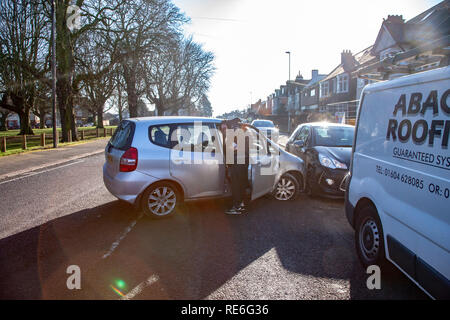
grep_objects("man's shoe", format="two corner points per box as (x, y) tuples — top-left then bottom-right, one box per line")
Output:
(225, 207), (241, 215)
(237, 206), (248, 213)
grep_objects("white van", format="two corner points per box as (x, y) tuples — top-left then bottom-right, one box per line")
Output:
(346, 66), (450, 299)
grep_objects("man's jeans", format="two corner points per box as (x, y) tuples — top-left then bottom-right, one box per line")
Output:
(230, 164), (249, 208)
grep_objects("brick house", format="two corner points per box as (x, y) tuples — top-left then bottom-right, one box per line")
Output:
(286, 73), (310, 116)
(354, 1), (450, 81)
(300, 69), (327, 114)
(318, 47), (376, 124)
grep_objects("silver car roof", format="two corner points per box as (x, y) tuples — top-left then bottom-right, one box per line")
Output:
(126, 116), (223, 125)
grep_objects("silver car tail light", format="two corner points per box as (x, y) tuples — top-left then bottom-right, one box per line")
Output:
(120, 147), (138, 172)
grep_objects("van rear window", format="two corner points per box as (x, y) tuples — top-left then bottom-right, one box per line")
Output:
(109, 121), (135, 150)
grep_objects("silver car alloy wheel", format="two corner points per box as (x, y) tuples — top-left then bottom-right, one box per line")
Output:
(359, 218), (380, 261)
(274, 177), (296, 200)
(148, 186), (177, 216)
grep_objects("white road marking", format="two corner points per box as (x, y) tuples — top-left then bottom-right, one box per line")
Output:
(120, 275), (159, 300)
(0, 160), (85, 185)
(102, 216), (141, 259)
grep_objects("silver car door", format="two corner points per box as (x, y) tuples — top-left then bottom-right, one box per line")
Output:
(249, 129), (277, 200)
(169, 122), (224, 199)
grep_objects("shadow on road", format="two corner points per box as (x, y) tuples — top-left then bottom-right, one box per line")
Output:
(0, 196), (427, 299)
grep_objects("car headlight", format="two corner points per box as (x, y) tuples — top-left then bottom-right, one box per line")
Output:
(318, 154), (347, 169)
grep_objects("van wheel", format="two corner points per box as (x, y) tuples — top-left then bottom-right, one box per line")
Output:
(273, 173), (300, 201)
(355, 204), (386, 268)
(141, 182), (180, 219)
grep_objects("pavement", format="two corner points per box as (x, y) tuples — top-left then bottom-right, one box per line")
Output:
(0, 138), (109, 181)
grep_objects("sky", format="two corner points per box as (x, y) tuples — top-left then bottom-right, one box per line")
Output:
(172, 0), (442, 116)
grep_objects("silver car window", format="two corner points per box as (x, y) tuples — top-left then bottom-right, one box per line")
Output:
(172, 123), (216, 152)
(109, 121), (134, 150)
(149, 125), (171, 148)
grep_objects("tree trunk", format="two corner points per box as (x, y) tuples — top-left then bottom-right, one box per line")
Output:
(124, 65), (138, 118)
(97, 105), (104, 129)
(0, 112), (8, 131)
(18, 110), (34, 135)
(55, 0), (76, 142)
(70, 94), (78, 141)
(117, 86), (123, 121)
(57, 88), (69, 142)
(39, 108), (46, 129)
(155, 99), (164, 117)
(118, 104), (123, 122)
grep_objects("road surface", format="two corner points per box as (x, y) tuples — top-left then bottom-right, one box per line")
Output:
(0, 153), (427, 299)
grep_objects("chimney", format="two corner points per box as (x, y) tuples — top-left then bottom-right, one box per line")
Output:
(311, 69), (318, 80)
(295, 71), (303, 81)
(384, 15), (404, 24)
(341, 50), (355, 71)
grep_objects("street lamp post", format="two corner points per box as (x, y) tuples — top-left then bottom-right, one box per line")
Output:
(285, 51), (291, 133)
(285, 51), (291, 81)
(51, 0), (57, 148)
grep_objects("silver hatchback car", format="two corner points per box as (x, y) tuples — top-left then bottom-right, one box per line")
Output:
(103, 116), (305, 218)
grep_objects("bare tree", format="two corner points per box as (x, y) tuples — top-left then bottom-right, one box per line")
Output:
(53, 0), (123, 141)
(108, 0), (187, 117)
(111, 68), (127, 121)
(0, 0), (50, 135)
(76, 31), (116, 128)
(199, 94), (213, 117)
(144, 36), (215, 116)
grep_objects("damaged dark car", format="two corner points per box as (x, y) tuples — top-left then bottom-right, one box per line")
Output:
(285, 122), (354, 198)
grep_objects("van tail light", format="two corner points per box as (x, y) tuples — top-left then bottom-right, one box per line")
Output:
(120, 147), (138, 172)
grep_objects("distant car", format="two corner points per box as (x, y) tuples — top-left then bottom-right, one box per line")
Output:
(251, 119), (279, 142)
(103, 117), (305, 218)
(84, 122), (94, 127)
(285, 122), (354, 198)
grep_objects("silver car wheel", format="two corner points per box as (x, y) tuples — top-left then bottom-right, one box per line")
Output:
(148, 186), (177, 216)
(274, 177), (296, 201)
(359, 218), (380, 261)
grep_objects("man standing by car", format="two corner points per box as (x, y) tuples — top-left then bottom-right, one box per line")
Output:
(221, 119), (250, 215)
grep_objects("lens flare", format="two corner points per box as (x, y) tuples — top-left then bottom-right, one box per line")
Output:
(116, 279), (126, 289)
(110, 279), (127, 297)
(110, 284), (124, 297)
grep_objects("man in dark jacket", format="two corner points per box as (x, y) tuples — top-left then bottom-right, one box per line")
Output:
(221, 119), (250, 215)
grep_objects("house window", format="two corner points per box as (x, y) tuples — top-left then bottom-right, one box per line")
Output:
(310, 89), (315, 97)
(337, 74), (348, 93)
(332, 78), (337, 93)
(320, 81), (329, 97)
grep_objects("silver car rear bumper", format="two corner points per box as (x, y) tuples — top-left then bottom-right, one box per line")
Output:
(103, 164), (158, 205)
